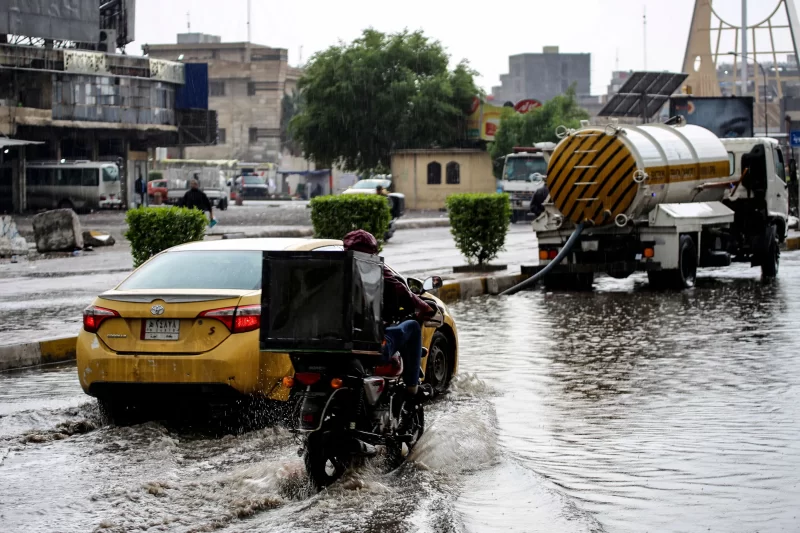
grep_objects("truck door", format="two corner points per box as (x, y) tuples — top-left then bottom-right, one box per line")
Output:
(768, 146), (789, 218)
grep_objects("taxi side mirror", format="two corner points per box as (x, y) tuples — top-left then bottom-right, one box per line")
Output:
(422, 276), (443, 292)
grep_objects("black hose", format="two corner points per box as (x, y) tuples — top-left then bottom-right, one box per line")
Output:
(500, 222), (585, 296)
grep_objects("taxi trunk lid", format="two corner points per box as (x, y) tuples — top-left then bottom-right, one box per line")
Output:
(93, 289), (256, 354)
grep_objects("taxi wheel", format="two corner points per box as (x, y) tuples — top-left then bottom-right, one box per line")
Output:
(98, 397), (139, 426)
(425, 332), (450, 394)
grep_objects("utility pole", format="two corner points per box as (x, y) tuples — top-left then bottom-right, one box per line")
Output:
(741, 0), (748, 96)
(643, 5), (647, 70)
(247, 0), (251, 43)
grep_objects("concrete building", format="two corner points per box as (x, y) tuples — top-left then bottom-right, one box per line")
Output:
(391, 149), (494, 210)
(0, 44), (187, 213)
(145, 34), (302, 164)
(491, 47), (591, 104)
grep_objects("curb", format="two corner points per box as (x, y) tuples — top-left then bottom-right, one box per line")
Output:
(432, 273), (528, 304)
(0, 336), (77, 372)
(395, 219), (450, 230)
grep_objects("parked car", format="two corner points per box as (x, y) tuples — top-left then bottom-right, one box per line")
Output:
(341, 178), (393, 195)
(76, 238), (458, 421)
(235, 175), (270, 199)
(166, 175), (229, 210)
(147, 179), (168, 202)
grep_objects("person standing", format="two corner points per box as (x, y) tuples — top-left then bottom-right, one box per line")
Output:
(375, 185), (388, 197)
(182, 179), (213, 221)
(134, 173), (146, 207)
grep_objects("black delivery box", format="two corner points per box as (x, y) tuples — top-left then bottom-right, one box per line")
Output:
(259, 250), (384, 354)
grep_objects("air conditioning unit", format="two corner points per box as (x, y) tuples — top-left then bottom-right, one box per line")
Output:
(98, 30), (118, 53)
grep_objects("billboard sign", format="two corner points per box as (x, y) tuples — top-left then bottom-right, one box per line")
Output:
(514, 99), (542, 114)
(669, 96), (754, 138)
(0, 0), (99, 43)
(467, 98), (545, 141)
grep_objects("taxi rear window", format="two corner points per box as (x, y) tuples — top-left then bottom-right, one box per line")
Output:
(118, 251), (263, 290)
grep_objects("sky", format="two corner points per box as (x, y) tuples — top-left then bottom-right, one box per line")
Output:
(130, 0), (796, 96)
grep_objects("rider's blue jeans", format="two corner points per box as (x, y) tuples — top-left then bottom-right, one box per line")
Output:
(382, 320), (422, 387)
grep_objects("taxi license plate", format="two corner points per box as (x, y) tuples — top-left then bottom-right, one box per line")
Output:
(144, 319), (180, 340)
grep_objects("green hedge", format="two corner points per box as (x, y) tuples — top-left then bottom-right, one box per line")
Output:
(125, 207), (208, 267)
(148, 171), (163, 181)
(310, 195), (391, 249)
(446, 193), (511, 265)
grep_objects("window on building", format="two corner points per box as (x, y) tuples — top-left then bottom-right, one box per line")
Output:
(209, 81), (225, 97)
(446, 162), (460, 185)
(427, 162), (442, 185)
(249, 127), (258, 144)
(218, 128), (226, 144)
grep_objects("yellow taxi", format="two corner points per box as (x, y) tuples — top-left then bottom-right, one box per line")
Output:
(77, 238), (458, 416)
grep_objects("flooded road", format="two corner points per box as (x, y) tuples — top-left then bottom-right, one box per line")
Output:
(2, 254), (800, 532)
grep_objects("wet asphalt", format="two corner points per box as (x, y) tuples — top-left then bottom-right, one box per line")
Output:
(2, 251), (800, 532)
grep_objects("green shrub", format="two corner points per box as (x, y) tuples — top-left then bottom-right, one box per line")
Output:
(125, 207), (208, 267)
(310, 195), (391, 249)
(446, 193), (511, 265)
(148, 171), (163, 181)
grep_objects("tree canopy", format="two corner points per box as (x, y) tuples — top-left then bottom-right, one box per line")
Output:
(489, 86), (590, 176)
(290, 29), (480, 172)
(280, 89), (303, 157)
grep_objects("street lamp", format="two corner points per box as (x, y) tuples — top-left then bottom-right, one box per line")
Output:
(729, 51), (768, 137)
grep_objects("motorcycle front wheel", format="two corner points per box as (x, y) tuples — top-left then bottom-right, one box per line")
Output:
(304, 430), (352, 489)
(387, 401), (425, 469)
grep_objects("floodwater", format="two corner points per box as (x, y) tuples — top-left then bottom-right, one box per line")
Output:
(2, 255), (800, 532)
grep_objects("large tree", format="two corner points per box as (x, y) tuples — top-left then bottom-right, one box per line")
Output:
(280, 89), (303, 157)
(489, 86), (590, 176)
(290, 29), (479, 172)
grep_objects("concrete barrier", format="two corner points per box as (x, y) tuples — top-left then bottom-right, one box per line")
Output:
(0, 337), (77, 371)
(432, 273), (528, 304)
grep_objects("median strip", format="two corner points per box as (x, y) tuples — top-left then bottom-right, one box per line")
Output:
(0, 337), (77, 371)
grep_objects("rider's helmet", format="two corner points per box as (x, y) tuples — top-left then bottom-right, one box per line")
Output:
(342, 229), (378, 255)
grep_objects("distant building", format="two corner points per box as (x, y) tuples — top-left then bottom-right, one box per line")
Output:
(391, 149), (494, 210)
(491, 47), (591, 104)
(146, 33), (302, 163)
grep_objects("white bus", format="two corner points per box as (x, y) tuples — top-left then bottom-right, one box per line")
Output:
(26, 161), (122, 211)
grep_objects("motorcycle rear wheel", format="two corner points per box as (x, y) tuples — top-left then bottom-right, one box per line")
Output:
(305, 431), (352, 489)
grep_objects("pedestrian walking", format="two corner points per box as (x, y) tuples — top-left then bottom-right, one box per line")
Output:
(134, 173), (146, 207)
(182, 179), (214, 223)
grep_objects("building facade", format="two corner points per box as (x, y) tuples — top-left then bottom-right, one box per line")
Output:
(0, 44), (186, 212)
(491, 47), (591, 104)
(146, 34), (301, 164)
(391, 149), (494, 210)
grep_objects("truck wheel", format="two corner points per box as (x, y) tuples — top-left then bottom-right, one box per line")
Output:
(648, 235), (696, 289)
(220, 198), (228, 211)
(761, 224), (779, 279)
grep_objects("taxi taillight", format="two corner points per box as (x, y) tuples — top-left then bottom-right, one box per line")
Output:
(198, 304), (261, 333)
(83, 305), (120, 333)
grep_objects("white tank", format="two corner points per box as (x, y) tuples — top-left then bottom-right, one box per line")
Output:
(546, 123), (732, 227)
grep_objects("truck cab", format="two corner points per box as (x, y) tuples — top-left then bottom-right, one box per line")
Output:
(499, 145), (554, 223)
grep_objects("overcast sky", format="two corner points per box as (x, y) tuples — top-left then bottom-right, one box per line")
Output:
(131, 0), (796, 96)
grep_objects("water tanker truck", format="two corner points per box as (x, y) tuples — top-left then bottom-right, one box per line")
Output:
(520, 120), (788, 290)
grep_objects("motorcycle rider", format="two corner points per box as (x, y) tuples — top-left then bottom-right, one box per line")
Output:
(342, 230), (435, 403)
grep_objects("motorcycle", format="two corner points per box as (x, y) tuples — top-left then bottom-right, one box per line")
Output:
(287, 277), (444, 489)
